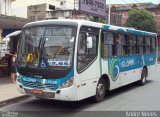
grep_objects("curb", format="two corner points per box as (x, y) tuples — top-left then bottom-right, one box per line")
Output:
(0, 95), (30, 107)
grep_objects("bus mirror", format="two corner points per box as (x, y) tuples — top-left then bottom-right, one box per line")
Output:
(87, 37), (93, 49)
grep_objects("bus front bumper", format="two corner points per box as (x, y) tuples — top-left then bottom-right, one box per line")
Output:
(17, 81), (78, 101)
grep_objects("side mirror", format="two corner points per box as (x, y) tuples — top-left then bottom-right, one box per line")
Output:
(87, 37), (93, 49)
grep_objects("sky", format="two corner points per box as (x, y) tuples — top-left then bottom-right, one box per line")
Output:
(11, 0), (159, 18)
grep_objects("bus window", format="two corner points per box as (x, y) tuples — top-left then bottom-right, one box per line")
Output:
(138, 36), (144, 55)
(101, 31), (114, 59)
(127, 35), (136, 55)
(77, 27), (98, 72)
(117, 33), (125, 56)
(122, 34), (128, 56)
(151, 37), (156, 53)
(144, 37), (150, 54)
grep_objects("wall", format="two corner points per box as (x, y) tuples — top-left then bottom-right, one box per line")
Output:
(0, 0), (12, 15)
(27, 4), (47, 21)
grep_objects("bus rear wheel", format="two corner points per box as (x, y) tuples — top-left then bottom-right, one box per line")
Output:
(139, 68), (147, 86)
(93, 78), (106, 102)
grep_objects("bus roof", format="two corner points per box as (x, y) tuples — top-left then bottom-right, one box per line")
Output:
(102, 24), (157, 37)
(3, 30), (21, 41)
(24, 19), (157, 37)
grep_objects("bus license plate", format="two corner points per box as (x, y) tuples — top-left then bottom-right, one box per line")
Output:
(32, 89), (43, 96)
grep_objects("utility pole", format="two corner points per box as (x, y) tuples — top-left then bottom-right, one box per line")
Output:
(108, 0), (111, 25)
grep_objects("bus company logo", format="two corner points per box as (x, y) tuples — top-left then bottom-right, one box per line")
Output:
(109, 58), (120, 81)
(36, 81), (43, 87)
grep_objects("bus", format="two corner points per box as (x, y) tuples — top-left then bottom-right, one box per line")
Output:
(0, 30), (21, 59)
(16, 19), (157, 102)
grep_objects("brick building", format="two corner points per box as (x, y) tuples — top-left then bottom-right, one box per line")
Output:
(107, 2), (160, 60)
(108, 2), (160, 35)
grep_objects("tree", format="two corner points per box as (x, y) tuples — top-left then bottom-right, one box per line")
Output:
(125, 8), (157, 33)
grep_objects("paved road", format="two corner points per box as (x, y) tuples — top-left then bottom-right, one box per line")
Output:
(0, 68), (160, 116)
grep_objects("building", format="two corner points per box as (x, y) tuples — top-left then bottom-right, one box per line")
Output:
(108, 3), (160, 34)
(107, 3), (159, 26)
(0, 0), (15, 42)
(0, 0), (29, 48)
(28, 3), (90, 21)
(0, 0), (29, 58)
(27, 3), (55, 21)
(0, 0), (16, 15)
(107, 2), (160, 60)
(27, 0), (79, 21)
(59, 0), (74, 10)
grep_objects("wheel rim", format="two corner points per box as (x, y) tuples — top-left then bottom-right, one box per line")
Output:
(97, 83), (105, 97)
(142, 70), (146, 84)
(142, 73), (146, 83)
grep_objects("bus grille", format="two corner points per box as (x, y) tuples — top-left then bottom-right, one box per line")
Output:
(22, 81), (57, 90)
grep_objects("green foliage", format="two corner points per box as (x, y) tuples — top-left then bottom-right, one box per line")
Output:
(125, 8), (157, 32)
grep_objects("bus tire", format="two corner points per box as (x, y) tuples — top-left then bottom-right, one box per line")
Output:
(93, 78), (106, 102)
(139, 68), (147, 86)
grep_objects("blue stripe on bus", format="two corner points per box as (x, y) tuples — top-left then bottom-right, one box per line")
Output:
(108, 53), (156, 81)
(20, 67), (74, 90)
(143, 53), (157, 66)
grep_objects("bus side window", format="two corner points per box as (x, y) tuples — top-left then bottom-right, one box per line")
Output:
(144, 36), (151, 54)
(127, 34), (136, 55)
(151, 37), (156, 53)
(122, 34), (128, 56)
(117, 33), (125, 56)
(101, 31), (114, 59)
(138, 36), (144, 55)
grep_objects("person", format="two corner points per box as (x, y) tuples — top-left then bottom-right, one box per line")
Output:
(10, 51), (17, 83)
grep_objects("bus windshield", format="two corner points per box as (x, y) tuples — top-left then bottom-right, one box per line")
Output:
(17, 25), (76, 70)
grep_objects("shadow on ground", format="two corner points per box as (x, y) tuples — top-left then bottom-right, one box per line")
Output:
(12, 80), (154, 111)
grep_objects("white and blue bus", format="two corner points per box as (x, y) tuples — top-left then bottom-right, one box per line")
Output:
(16, 19), (158, 102)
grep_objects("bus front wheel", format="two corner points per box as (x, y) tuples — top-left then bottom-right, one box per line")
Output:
(93, 78), (106, 102)
(139, 68), (147, 86)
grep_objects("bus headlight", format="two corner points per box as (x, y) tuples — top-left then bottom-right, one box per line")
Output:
(16, 74), (21, 83)
(16, 72), (20, 77)
(58, 78), (73, 89)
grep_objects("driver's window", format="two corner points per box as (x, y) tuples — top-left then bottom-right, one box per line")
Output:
(78, 33), (87, 54)
(77, 26), (98, 73)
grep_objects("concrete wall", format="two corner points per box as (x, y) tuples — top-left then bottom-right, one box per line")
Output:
(0, 0), (12, 15)
(27, 4), (47, 21)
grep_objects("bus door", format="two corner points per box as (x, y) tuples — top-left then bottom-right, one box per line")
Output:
(76, 26), (99, 100)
